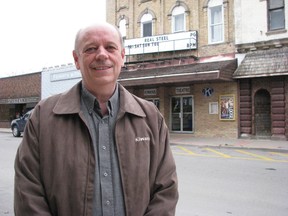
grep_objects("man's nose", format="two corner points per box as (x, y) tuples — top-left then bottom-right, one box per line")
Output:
(95, 46), (108, 60)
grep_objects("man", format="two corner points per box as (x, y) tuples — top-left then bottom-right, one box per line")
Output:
(14, 22), (178, 216)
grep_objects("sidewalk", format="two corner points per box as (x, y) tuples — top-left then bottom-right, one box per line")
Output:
(1, 128), (287, 152)
(170, 133), (288, 152)
(0, 128), (10, 133)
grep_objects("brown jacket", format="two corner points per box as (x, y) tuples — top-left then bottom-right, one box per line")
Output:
(14, 82), (178, 216)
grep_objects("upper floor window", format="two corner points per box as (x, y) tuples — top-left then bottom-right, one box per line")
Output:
(172, 6), (186, 33)
(268, 0), (285, 31)
(208, 0), (224, 43)
(119, 19), (127, 40)
(141, 13), (153, 37)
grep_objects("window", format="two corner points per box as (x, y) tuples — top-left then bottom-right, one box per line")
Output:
(208, 0), (224, 43)
(119, 19), (126, 40)
(172, 6), (186, 33)
(141, 13), (153, 37)
(268, 0), (285, 31)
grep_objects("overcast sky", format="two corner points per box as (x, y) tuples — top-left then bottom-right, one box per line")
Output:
(0, 0), (106, 78)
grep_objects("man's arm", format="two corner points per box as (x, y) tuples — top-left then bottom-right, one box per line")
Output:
(145, 118), (179, 216)
(14, 109), (52, 216)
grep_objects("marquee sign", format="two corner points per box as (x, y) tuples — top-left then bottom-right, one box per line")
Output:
(144, 89), (157, 96)
(124, 31), (197, 55)
(176, 87), (190, 94)
(0, 97), (40, 104)
(50, 70), (81, 82)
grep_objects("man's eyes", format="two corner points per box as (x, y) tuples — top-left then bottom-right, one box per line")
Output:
(84, 47), (97, 54)
(107, 45), (117, 50)
(83, 46), (117, 54)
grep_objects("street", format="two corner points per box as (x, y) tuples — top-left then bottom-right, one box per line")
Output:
(173, 145), (288, 216)
(0, 133), (21, 216)
(1, 132), (288, 216)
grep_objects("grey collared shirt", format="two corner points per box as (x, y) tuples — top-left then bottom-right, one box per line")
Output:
(81, 83), (125, 216)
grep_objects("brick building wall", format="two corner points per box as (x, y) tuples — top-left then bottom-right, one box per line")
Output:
(239, 76), (287, 140)
(271, 78), (286, 139)
(286, 77), (288, 138)
(0, 72), (41, 99)
(193, 82), (238, 138)
(107, 0), (236, 61)
(126, 80), (238, 138)
(0, 72), (41, 128)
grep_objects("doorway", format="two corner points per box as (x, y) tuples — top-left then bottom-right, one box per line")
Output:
(171, 96), (193, 132)
(254, 89), (271, 137)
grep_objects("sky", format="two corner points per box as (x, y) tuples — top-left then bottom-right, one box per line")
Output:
(0, 0), (106, 78)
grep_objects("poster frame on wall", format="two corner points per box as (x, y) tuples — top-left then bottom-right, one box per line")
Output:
(219, 94), (235, 121)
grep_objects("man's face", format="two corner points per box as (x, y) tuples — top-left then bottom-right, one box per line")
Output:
(73, 24), (125, 93)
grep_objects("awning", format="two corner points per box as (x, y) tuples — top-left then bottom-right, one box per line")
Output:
(118, 59), (237, 87)
(233, 47), (288, 79)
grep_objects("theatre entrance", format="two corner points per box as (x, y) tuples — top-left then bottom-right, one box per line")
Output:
(171, 96), (193, 133)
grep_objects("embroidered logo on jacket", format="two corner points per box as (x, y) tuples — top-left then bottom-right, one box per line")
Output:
(135, 137), (150, 142)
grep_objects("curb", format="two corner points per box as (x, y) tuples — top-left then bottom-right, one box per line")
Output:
(170, 142), (288, 153)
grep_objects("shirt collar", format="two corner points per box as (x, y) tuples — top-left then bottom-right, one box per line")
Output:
(81, 82), (119, 117)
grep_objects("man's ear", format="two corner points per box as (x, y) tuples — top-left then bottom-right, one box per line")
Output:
(72, 50), (80, 70)
(121, 48), (126, 66)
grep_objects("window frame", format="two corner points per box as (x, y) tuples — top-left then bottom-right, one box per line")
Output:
(208, 0), (224, 44)
(119, 19), (127, 40)
(267, 0), (285, 31)
(172, 6), (186, 33)
(141, 13), (153, 37)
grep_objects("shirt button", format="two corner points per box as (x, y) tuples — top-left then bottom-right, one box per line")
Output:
(102, 146), (106, 150)
(106, 200), (111, 206)
(103, 172), (108, 177)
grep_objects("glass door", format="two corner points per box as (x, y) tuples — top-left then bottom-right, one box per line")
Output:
(171, 96), (193, 132)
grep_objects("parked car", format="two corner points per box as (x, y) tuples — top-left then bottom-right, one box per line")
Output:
(11, 109), (33, 137)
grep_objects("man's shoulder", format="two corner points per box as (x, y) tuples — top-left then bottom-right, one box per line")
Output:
(37, 83), (81, 113)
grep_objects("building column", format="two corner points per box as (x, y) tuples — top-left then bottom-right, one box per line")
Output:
(271, 78), (286, 140)
(239, 79), (252, 138)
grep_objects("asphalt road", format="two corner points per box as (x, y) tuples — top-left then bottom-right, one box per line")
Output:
(0, 133), (21, 216)
(173, 145), (288, 216)
(0, 132), (288, 216)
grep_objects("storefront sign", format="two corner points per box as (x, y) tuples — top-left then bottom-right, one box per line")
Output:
(50, 70), (81, 82)
(144, 89), (157, 96)
(176, 87), (190, 94)
(125, 31), (197, 55)
(0, 97), (40, 104)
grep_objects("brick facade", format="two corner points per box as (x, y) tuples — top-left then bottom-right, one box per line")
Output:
(193, 82), (238, 138)
(0, 72), (41, 128)
(238, 76), (288, 140)
(107, 0), (235, 60)
(0, 72), (40, 98)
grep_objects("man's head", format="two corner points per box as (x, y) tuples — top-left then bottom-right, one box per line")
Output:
(73, 22), (125, 95)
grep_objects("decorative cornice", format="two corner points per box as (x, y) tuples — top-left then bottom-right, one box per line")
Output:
(236, 38), (288, 53)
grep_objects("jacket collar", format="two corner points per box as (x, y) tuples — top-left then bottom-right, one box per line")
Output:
(118, 84), (146, 118)
(53, 81), (146, 118)
(53, 81), (82, 114)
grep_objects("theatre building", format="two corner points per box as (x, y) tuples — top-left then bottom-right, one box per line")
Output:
(107, 0), (239, 138)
